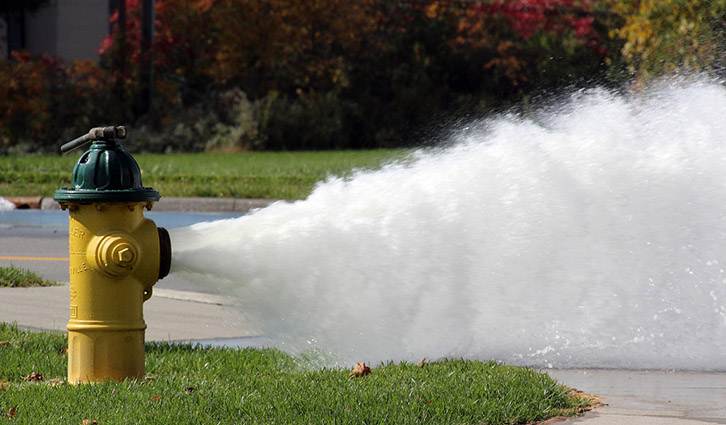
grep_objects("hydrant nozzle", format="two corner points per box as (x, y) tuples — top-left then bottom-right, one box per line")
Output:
(54, 127), (171, 383)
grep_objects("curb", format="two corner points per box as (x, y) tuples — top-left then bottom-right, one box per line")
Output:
(3, 196), (283, 214)
(153, 288), (236, 306)
(4, 196), (44, 209)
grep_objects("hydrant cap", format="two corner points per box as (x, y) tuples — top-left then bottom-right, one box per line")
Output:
(53, 140), (160, 203)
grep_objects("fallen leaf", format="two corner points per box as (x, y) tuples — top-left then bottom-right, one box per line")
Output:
(152, 396), (160, 403)
(349, 362), (371, 378)
(8, 406), (16, 419)
(22, 372), (43, 382)
(82, 420), (98, 425)
(60, 347), (68, 354)
(0, 341), (9, 346)
(418, 358), (426, 368)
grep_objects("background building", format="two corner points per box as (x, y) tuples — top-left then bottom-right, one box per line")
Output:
(1, 0), (111, 61)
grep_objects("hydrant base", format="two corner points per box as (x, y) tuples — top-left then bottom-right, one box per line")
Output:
(68, 329), (146, 383)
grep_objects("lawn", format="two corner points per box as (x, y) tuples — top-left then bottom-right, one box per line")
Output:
(0, 324), (594, 424)
(0, 150), (410, 200)
(0, 266), (59, 287)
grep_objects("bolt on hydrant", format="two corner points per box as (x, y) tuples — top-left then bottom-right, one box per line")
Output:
(54, 126), (172, 383)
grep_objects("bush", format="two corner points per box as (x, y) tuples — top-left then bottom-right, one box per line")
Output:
(205, 89), (261, 152)
(0, 0), (622, 153)
(0, 52), (114, 154)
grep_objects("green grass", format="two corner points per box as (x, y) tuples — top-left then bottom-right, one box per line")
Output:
(0, 324), (593, 424)
(0, 150), (410, 200)
(0, 266), (59, 287)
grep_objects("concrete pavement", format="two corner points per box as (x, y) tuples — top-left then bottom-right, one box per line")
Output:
(561, 411), (725, 425)
(0, 282), (256, 342)
(550, 369), (726, 424)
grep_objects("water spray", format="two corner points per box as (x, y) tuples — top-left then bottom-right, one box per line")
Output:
(171, 79), (726, 371)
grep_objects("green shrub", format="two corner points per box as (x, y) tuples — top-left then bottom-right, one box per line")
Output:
(0, 1), (622, 153)
(0, 52), (114, 154)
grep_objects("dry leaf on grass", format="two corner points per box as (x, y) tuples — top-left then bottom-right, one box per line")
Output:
(349, 362), (371, 378)
(418, 358), (426, 368)
(22, 372), (43, 382)
(0, 341), (9, 346)
(82, 420), (99, 425)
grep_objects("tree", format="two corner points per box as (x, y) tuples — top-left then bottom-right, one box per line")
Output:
(445, 0), (612, 88)
(610, 0), (726, 79)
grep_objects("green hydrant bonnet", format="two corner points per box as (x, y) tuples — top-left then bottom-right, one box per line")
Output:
(54, 140), (160, 203)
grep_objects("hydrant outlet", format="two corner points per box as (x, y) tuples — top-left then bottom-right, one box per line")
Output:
(158, 227), (171, 280)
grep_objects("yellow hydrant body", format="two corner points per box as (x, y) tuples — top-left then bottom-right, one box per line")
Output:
(65, 202), (160, 382)
(55, 127), (171, 383)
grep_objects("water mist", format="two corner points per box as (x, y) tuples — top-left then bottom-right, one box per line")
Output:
(170, 79), (726, 370)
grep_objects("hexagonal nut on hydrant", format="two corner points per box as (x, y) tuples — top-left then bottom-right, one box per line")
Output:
(115, 246), (136, 264)
(96, 236), (139, 277)
(108, 242), (137, 271)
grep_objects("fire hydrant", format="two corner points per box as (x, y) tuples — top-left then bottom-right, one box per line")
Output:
(54, 126), (171, 383)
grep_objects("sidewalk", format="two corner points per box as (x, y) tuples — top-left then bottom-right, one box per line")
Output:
(0, 283), (256, 342)
(551, 369), (726, 425)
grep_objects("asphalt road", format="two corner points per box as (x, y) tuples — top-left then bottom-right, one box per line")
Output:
(0, 210), (233, 292)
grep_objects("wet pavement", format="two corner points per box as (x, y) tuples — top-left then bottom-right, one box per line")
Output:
(550, 369), (726, 424)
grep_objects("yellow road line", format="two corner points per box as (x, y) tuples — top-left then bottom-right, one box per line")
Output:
(0, 256), (69, 262)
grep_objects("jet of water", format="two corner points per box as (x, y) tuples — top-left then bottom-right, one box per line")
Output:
(170, 78), (726, 370)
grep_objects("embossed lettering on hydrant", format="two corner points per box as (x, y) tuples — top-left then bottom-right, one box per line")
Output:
(70, 262), (89, 274)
